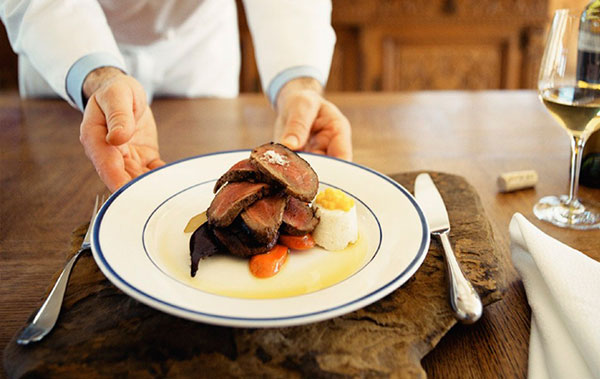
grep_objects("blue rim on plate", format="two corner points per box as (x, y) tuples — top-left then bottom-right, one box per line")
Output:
(91, 150), (430, 327)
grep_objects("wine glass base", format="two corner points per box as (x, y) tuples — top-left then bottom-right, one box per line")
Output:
(533, 195), (600, 230)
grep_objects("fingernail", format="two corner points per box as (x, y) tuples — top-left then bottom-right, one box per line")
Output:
(283, 135), (299, 149)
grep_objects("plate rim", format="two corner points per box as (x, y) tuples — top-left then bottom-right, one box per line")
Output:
(92, 149), (430, 326)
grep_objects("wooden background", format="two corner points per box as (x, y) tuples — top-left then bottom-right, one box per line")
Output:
(241, 0), (549, 92)
(241, 0), (550, 92)
(0, 0), (591, 92)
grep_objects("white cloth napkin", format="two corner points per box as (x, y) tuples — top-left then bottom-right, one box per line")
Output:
(510, 213), (600, 379)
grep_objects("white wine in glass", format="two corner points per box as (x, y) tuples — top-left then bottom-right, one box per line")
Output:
(535, 9), (600, 229)
(541, 87), (600, 137)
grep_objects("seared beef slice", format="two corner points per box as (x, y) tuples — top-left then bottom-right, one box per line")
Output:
(250, 143), (318, 202)
(282, 196), (319, 235)
(207, 182), (271, 227)
(240, 194), (287, 244)
(213, 159), (265, 193)
(212, 218), (278, 257)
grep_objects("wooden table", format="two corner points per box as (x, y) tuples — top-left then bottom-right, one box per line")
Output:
(1, 90), (599, 378)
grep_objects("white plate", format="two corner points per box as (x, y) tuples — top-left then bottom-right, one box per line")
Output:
(92, 150), (430, 327)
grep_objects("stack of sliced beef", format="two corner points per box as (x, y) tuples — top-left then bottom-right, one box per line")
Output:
(190, 143), (319, 276)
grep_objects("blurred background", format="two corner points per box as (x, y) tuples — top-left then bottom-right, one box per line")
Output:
(0, 0), (590, 93)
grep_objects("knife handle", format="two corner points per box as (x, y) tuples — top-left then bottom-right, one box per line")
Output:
(435, 231), (483, 324)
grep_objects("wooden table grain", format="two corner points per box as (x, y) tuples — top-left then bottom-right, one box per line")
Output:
(1, 90), (599, 378)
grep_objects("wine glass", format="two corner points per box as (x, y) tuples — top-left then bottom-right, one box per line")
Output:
(535, 9), (600, 229)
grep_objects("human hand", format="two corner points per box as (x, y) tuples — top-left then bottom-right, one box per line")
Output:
(79, 67), (165, 192)
(274, 78), (352, 161)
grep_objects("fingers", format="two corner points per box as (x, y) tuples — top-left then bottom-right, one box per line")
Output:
(95, 82), (134, 146)
(80, 97), (132, 192)
(276, 88), (353, 161)
(302, 101), (353, 161)
(94, 78), (146, 146)
(321, 102), (353, 161)
(148, 158), (166, 170)
(123, 157), (146, 178)
(101, 160), (132, 193)
(280, 94), (320, 150)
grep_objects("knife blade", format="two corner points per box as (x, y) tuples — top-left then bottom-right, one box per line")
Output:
(414, 173), (450, 233)
(414, 173), (482, 323)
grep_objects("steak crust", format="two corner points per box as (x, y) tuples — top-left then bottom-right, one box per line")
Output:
(250, 143), (318, 202)
(213, 159), (265, 193)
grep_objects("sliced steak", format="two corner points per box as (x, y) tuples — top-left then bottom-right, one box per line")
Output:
(207, 182), (271, 227)
(213, 159), (265, 193)
(281, 196), (319, 235)
(212, 218), (278, 257)
(240, 194), (287, 244)
(189, 223), (222, 277)
(250, 142), (318, 202)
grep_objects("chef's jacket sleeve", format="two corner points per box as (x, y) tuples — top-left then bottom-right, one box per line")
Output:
(0, 0), (126, 110)
(241, 0), (336, 107)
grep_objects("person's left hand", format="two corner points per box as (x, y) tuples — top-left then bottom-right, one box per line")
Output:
(274, 78), (352, 161)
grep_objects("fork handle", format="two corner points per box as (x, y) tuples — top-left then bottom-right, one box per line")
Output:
(16, 249), (87, 345)
(435, 231), (483, 324)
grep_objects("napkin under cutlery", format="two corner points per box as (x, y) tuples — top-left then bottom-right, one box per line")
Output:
(510, 213), (600, 379)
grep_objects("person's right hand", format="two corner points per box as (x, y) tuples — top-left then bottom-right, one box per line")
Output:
(79, 67), (165, 192)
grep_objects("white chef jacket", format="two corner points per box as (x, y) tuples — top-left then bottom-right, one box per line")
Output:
(0, 0), (336, 110)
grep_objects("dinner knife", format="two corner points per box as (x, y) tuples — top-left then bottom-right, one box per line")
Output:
(414, 173), (483, 323)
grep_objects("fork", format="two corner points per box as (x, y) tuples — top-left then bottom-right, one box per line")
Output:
(16, 194), (105, 345)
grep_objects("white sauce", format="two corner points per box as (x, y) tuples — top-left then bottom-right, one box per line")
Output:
(157, 229), (369, 299)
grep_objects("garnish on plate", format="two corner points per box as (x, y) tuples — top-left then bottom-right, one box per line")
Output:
(279, 234), (316, 250)
(311, 187), (358, 251)
(188, 142), (320, 277)
(249, 245), (289, 278)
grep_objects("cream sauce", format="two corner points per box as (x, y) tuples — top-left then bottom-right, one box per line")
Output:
(156, 228), (369, 299)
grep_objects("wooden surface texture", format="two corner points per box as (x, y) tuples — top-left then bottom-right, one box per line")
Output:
(1, 91), (600, 378)
(3, 172), (504, 378)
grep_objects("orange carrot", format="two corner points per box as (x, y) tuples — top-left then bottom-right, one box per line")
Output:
(249, 245), (289, 278)
(279, 234), (316, 250)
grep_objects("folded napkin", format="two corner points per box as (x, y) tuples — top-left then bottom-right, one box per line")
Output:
(510, 213), (600, 379)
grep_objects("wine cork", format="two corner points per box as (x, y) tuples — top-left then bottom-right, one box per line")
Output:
(497, 170), (538, 192)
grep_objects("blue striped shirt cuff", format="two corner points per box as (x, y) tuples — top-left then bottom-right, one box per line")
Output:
(267, 65), (325, 107)
(66, 53), (127, 112)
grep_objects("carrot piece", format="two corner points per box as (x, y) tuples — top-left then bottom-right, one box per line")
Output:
(279, 234), (316, 250)
(249, 245), (289, 278)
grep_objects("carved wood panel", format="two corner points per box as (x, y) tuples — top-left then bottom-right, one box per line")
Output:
(356, 24), (525, 91)
(331, 0), (548, 23)
(381, 40), (503, 90)
(237, 0), (549, 93)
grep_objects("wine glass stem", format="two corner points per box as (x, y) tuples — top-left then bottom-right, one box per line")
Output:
(567, 135), (586, 205)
